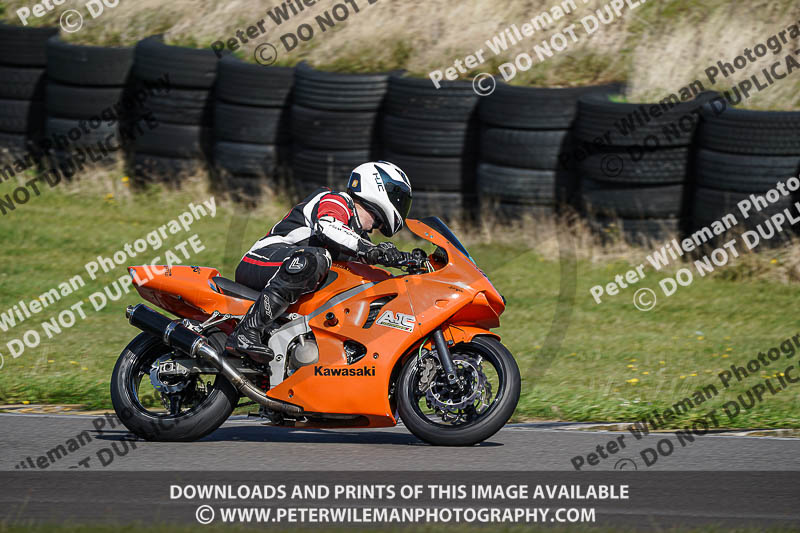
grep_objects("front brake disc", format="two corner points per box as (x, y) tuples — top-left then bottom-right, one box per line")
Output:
(426, 355), (486, 413)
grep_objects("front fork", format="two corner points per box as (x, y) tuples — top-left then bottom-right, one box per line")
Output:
(431, 328), (460, 387)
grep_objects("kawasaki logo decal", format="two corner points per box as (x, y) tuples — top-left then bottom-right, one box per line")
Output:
(314, 366), (376, 377)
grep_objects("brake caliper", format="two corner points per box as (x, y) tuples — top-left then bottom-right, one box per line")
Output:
(149, 355), (191, 394)
(418, 357), (436, 393)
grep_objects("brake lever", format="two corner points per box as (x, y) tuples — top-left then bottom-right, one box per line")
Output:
(395, 250), (429, 273)
(397, 257), (425, 273)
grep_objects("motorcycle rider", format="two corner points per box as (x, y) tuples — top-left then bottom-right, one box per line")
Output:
(225, 161), (413, 363)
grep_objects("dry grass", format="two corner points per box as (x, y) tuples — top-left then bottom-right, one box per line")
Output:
(1, 0), (797, 108)
(450, 201), (800, 286)
(627, 1), (800, 109)
(30, 157), (800, 286)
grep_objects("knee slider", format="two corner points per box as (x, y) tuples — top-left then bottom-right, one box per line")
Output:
(280, 248), (329, 288)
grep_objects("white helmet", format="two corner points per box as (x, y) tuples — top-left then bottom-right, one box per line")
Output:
(347, 161), (412, 237)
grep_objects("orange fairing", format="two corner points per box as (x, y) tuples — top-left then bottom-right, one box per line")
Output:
(266, 219), (505, 424)
(126, 218), (505, 428)
(128, 265), (254, 325)
(404, 219), (505, 330)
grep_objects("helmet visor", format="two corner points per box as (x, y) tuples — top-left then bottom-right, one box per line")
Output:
(385, 181), (412, 222)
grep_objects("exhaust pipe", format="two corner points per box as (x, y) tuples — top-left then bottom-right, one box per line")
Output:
(126, 304), (303, 416)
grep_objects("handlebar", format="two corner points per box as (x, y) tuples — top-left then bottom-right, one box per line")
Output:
(395, 252), (418, 267)
(394, 249), (428, 273)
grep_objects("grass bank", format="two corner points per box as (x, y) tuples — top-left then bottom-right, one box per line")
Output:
(1, 171), (799, 429)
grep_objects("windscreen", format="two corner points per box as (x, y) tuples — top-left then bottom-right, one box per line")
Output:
(420, 216), (475, 264)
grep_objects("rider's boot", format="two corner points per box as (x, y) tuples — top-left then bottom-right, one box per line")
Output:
(226, 247), (331, 364)
(225, 288), (291, 364)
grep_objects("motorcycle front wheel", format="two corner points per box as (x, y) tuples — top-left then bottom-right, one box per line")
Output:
(397, 336), (521, 446)
(110, 332), (239, 441)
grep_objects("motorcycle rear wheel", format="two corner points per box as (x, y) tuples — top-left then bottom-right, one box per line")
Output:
(397, 336), (520, 446)
(110, 332), (239, 441)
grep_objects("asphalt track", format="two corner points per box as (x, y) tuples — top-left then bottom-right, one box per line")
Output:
(2, 413), (798, 471)
(2, 414), (799, 529)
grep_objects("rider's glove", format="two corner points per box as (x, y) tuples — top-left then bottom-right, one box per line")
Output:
(364, 242), (404, 267)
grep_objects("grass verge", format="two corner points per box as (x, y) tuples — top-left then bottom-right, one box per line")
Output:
(1, 170), (799, 430)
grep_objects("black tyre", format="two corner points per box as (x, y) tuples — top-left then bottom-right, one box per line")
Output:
(296, 62), (393, 83)
(386, 75), (478, 121)
(290, 104), (378, 150)
(581, 179), (683, 218)
(692, 186), (797, 232)
(0, 66), (46, 100)
(477, 162), (555, 205)
(215, 102), (289, 144)
(397, 336), (520, 446)
(0, 100), (45, 133)
(0, 23), (58, 66)
(134, 123), (209, 158)
(294, 85), (387, 112)
(45, 83), (126, 119)
(48, 147), (120, 173)
(214, 141), (280, 176)
(217, 55), (294, 107)
(294, 62), (389, 111)
(292, 145), (370, 190)
(384, 115), (477, 156)
(382, 150), (470, 192)
(480, 128), (570, 169)
(46, 36), (134, 86)
(409, 190), (467, 221)
(695, 149), (800, 192)
(575, 91), (718, 147)
(110, 332), (238, 441)
(135, 87), (213, 125)
(479, 82), (621, 129)
(480, 198), (555, 222)
(578, 147), (690, 185)
(292, 179), (331, 198)
(134, 36), (218, 88)
(698, 105), (800, 155)
(47, 116), (118, 148)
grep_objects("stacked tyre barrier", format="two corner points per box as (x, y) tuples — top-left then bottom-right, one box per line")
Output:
(382, 76), (479, 222)
(212, 55), (293, 202)
(383, 74), (479, 220)
(0, 23), (56, 162)
(44, 36), (134, 176)
(692, 104), (800, 246)
(291, 62), (387, 198)
(131, 36), (218, 185)
(575, 91), (716, 244)
(3, 25), (799, 246)
(477, 82), (618, 221)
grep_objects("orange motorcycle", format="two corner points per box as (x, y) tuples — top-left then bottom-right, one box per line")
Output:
(111, 217), (520, 445)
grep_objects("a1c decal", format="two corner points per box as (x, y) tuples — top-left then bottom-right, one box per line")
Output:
(376, 310), (415, 333)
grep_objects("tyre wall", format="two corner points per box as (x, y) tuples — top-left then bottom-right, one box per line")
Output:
(1, 27), (798, 242)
